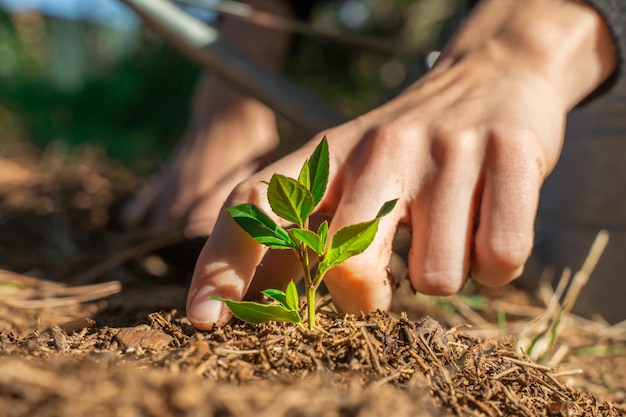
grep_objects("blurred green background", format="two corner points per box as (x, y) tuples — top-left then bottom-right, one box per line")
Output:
(0, 0), (465, 173)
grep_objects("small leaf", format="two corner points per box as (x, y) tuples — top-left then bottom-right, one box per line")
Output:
(210, 296), (301, 325)
(318, 219), (380, 275)
(308, 137), (329, 206)
(268, 174), (315, 226)
(376, 199), (399, 218)
(285, 281), (299, 311)
(262, 288), (288, 308)
(298, 160), (311, 190)
(317, 220), (329, 250)
(290, 228), (323, 255)
(228, 204), (295, 249)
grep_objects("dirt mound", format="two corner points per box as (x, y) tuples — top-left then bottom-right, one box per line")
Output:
(2, 309), (623, 417)
(0, 145), (625, 416)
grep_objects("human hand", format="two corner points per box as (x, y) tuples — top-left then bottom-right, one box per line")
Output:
(123, 0), (292, 237)
(186, 0), (617, 329)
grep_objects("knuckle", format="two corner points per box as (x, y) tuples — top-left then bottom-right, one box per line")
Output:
(346, 122), (420, 181)
(368, 122), (402, 141)
(364, 124), (405, 154)
(430, 128), (480, 168)
(366, 119), (425, 150)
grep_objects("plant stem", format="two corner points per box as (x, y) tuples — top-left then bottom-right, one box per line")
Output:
(298, 245), (311, 288)
(299, 244), (316, 329)
(312, 270), (326, 290)
(296, 218), (318, 329)
(306, 284), (316, 330)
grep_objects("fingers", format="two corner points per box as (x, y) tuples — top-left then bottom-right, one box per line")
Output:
(244, 249), (305, 300)
(243, 213), (328, 299)
(183, 159), (259, 238)
(186, 203), (268, 330)
(186, 145), (319, 329)
(186, 173), (287, 329)
(471, 134), (543, 285)
(408, 129), (544, 294)
(324, 194), (405, 314)
(323, 130), (409, 314)
(408, 129), (484, 295)
(186, 123), (547, 329)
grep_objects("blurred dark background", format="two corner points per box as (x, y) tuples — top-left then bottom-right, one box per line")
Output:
(0, 0), (466, 174)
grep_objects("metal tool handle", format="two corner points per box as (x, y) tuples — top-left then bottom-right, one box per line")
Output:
(119, 0), (347, 136)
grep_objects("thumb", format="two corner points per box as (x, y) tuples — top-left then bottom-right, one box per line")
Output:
(186, 208), (267, 329)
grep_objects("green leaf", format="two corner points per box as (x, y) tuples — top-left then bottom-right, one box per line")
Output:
(317, 220), (329, 250)
(314, 201), (397, 275)
(290, 228), (323, 255)
(261, 282), (299, 311)
(268, 174), (315, 226)
(227, 204), (295, 249)
(319, 219), (380, 275)
(285, 281), (299, 311)
(308, 137), (329, 206)
(376, 199), (399, 218)
(210, 296), (302, 325)
(262, 288), (288, 308)
(298, 160), (311, 190)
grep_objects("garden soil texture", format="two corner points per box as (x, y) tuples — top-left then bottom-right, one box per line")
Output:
(0, 145), (625, 417)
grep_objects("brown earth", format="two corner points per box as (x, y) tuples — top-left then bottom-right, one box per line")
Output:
(0, 143), (625, 417)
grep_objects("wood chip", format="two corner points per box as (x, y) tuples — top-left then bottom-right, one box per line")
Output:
(115, 325), (173, 350)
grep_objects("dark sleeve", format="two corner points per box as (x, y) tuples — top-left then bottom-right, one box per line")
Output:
(580, 0), (626, 99)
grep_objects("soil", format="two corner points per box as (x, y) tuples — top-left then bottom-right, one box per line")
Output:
(1, 143), (625, 417)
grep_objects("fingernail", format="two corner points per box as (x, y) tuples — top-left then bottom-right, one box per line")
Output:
(187, 288), (224, 325)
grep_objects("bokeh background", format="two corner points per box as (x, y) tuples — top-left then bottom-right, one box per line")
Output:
(0, 0), (466, 173)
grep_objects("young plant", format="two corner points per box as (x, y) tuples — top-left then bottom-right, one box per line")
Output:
(211, 137), (397, 329)
(213, 281), (303, 327)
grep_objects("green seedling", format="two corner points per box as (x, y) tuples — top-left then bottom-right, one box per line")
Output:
(212, 281), (302, 327)
(211, 137), (397, 329)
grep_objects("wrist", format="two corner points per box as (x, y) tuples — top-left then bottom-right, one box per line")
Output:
(439, 0), (617, 110)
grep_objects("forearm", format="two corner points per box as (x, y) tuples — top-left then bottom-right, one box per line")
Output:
(437, 0), (618, 111)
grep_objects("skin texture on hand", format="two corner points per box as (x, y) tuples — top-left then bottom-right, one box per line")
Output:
(187, 0), (618, 329)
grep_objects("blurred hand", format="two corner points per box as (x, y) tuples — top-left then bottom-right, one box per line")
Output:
(186, 0), (617, 329)
(123, 0), (292, 238)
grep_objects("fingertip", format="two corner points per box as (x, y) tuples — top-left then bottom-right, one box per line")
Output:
(325, 257), (394, 314)
(472, 230), (533, 286)
(407, 251), (468, 296)
(471, 261), (525, 287)
(187, 297), (232, 330)
(190, 320), (223, 332)
(408, 266), (467, 296)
